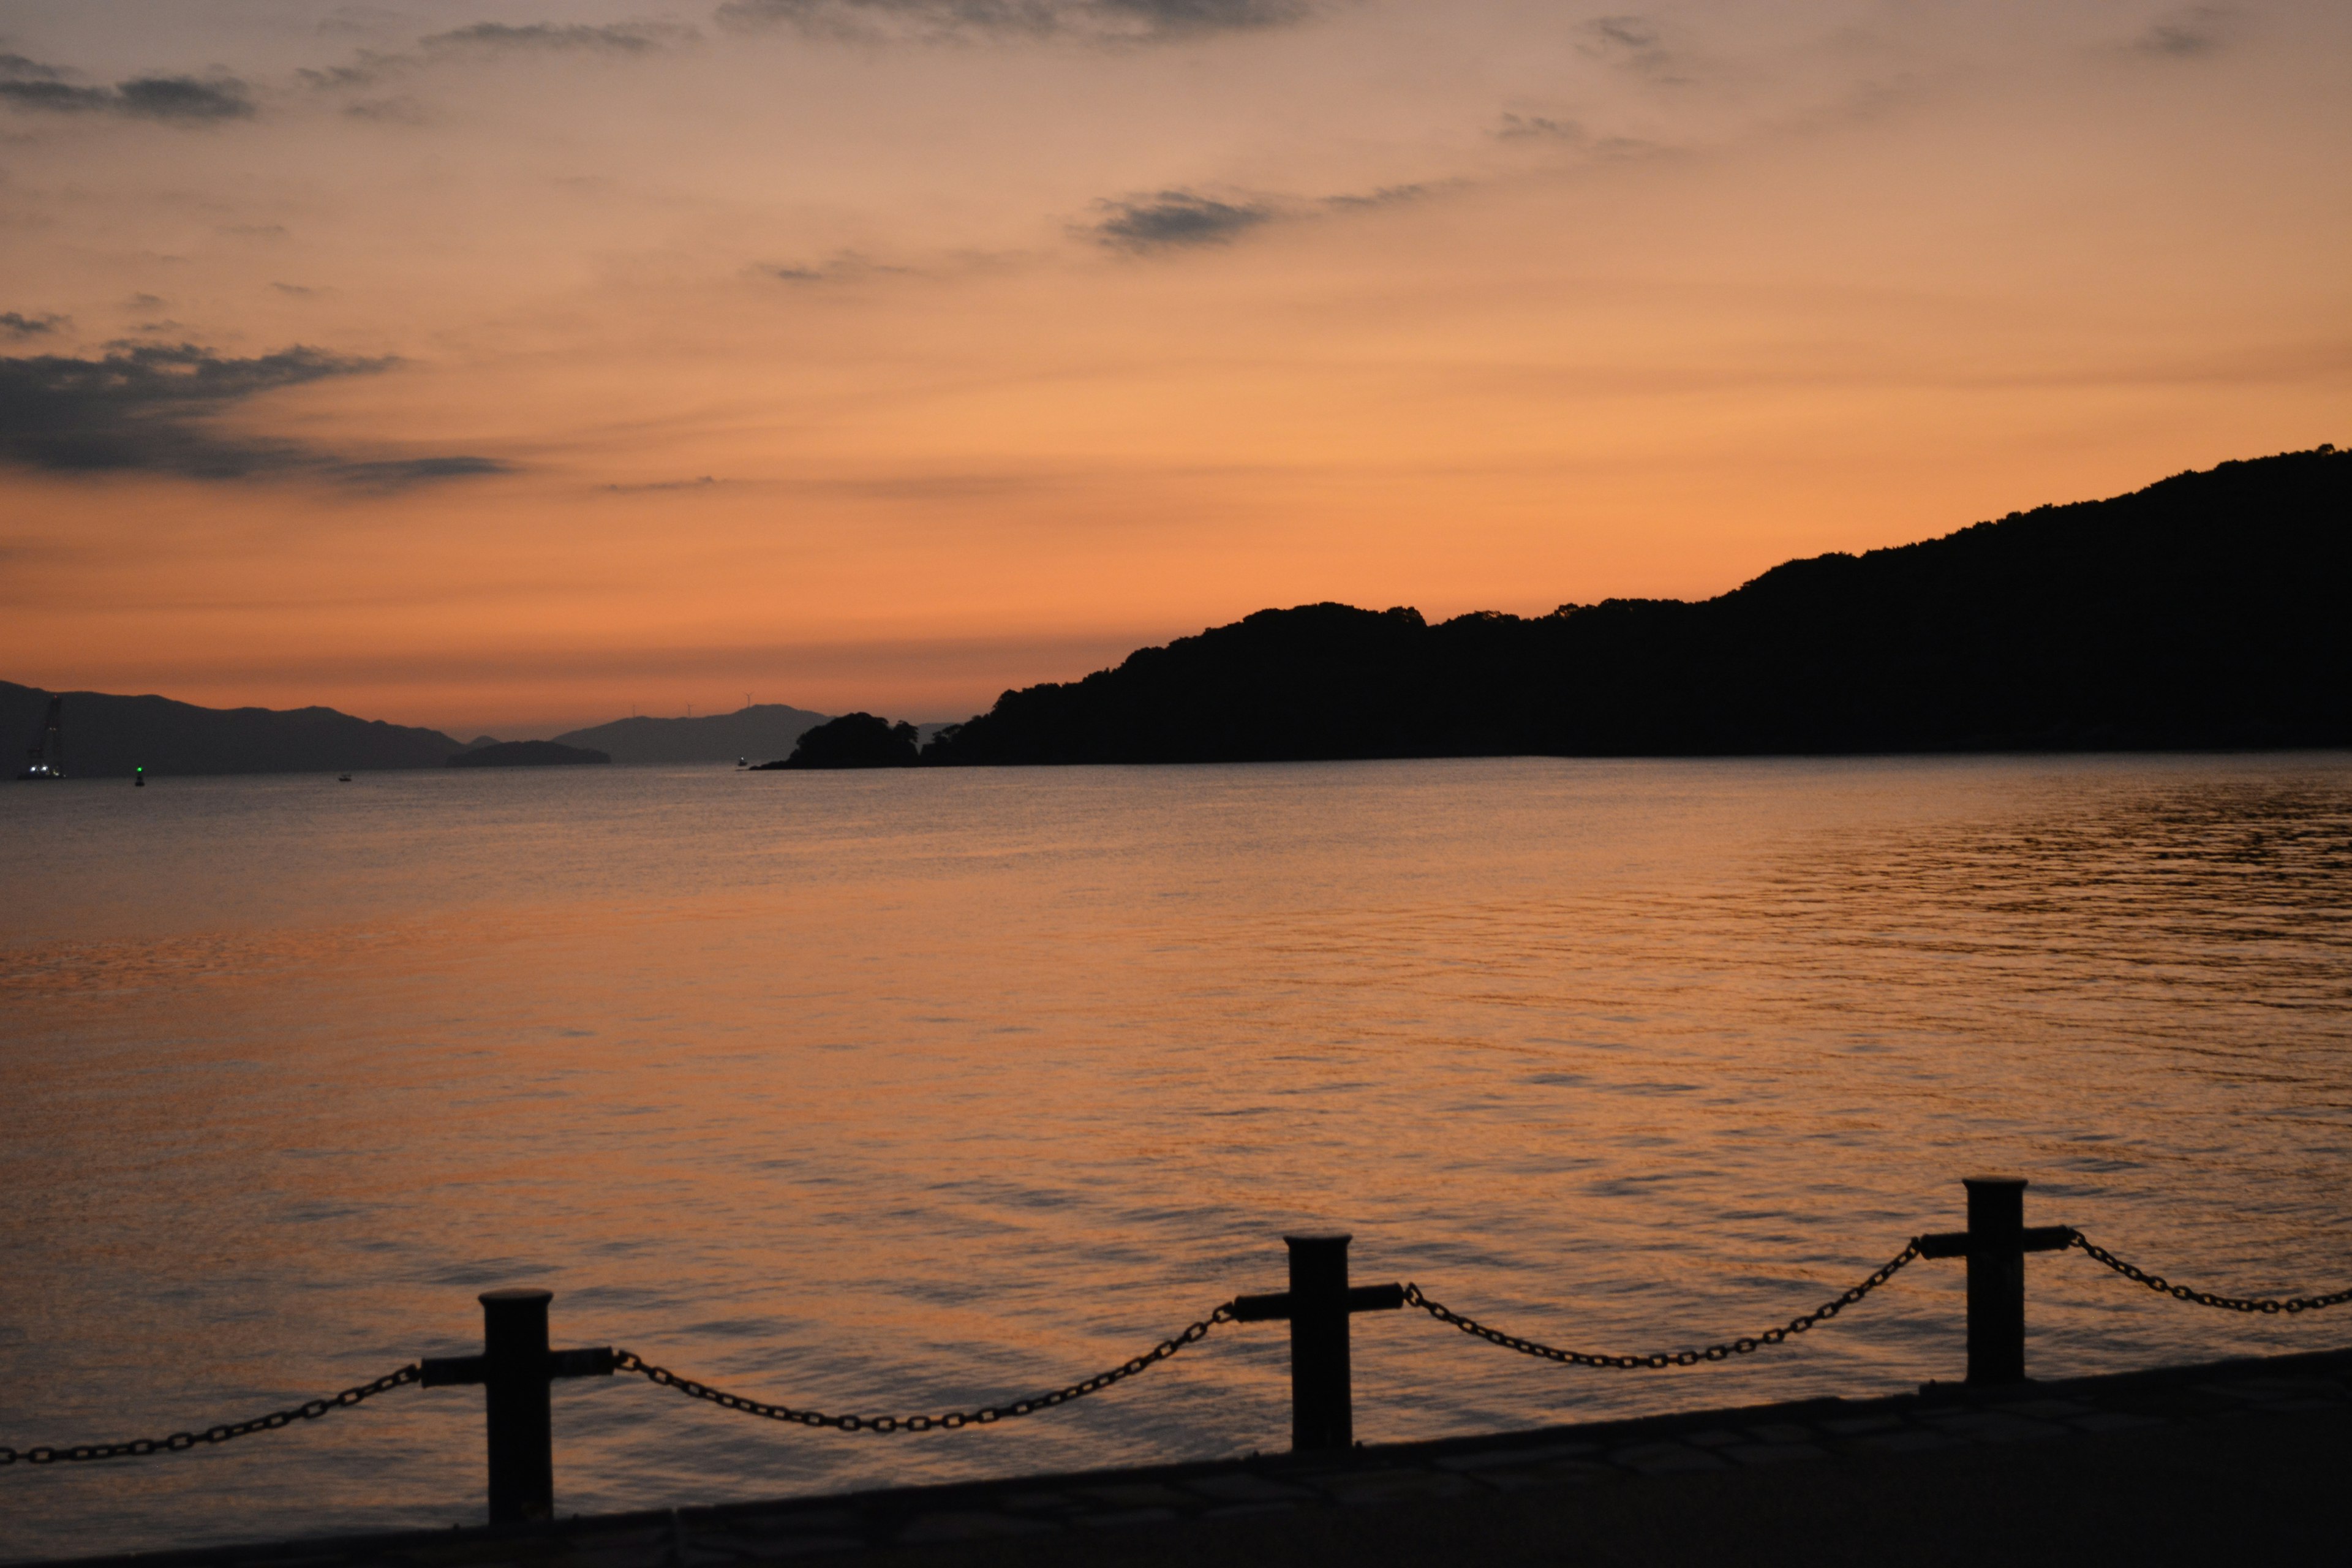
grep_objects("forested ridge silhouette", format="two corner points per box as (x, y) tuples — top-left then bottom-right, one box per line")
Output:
(921, 447), (2349, 764)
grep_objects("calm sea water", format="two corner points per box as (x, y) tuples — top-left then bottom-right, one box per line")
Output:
(4, 755), (2350, 1559)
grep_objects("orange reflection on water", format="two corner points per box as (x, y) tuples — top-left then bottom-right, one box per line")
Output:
(3, 755), (2350, 1557)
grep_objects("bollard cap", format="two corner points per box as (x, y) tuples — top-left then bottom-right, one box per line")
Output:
(1961, 1175), (2028, 1191)
(1282, 1232), (1354, 1248)
(479, 1287), (554, 1306)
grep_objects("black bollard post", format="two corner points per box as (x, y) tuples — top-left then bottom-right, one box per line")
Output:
(1286, 1234), (1354, 1451)
(1964, 1177), (2027, 1385)
(481, 1288), (555, 1523)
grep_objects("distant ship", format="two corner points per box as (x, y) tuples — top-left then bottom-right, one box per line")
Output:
(17, 696), (63, 781)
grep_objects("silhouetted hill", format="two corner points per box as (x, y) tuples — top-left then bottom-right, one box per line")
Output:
(554, 704), (831, 764)
(753, 712), (921, 769)
(924, 447), (2351, 764)
(447, 740), (609, 767)
(0, 681), (466, 778)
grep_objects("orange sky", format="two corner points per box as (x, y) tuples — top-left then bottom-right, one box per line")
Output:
(2, 1), (2347, 737)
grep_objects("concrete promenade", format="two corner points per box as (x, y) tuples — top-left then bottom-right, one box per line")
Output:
(37, 1346), (2352, 1568)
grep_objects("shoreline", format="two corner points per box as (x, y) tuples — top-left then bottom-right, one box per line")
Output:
(21, 1343), (2350, 1568)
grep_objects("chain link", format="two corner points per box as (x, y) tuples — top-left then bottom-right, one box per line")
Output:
(615, 1305), (1235, 1433)
(2069, 1232), (2352, 1314)
(1403, 1242), (1922, 1369)
(0, 1365), (420, 1468)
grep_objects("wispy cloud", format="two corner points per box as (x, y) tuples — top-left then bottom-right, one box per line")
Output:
(2132, 7), (2237, 58)
(600, 475), (725, 493)
(1, 311), (67, 339)
(0, 343), (508, 488)
(1494, 112), (1583, 142)
(717, 0), (1308, 43)
(304, 18), (699, 91)
(1580, 13), (1683, 82)
(762, 252), (911, 284)
(0, 55), (255, 123)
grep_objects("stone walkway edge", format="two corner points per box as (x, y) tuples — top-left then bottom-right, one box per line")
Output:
(30, 1344), (2352, 1568)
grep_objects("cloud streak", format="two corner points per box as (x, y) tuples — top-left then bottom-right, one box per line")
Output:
(304, 19), (699, 91)
(717, 0), (1308, 43)
(2133, 7), (2237, 58)
(0, 344), (508, 489)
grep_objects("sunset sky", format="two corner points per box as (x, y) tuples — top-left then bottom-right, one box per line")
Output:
(2, 1), (2346, 737)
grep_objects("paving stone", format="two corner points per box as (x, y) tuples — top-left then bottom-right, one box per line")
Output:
(1463, 1463), (1610, 1494)
(1721, 1442), (1828, 1466)
(1313, 1469), (1475, 1507)
(1821, 1414), (1904, 1436)
(2067, 1411), (2165, 1434)
(997, 1492), (1075, 1515)
(892, 1513), (1058, 1545)
(1072, 1483), (1194, 1510)
(1183, 1474), (1316, 1504)
(1610, 1442), (1728, 1476)
(2217, 1378), (2342, 1399)
(724, 1511), (859, 1540)
(1921, 1411), (2065, 1443)
(1681, 1429), (1743, 1448)
(1746, 1422), (1814, 1443)
(1199, 1501), (1300, 1521)
(1071, 1509), (1182, 1529)
(1434, 1442), (1599, 1472)
(1851, 1429), (1961, 1454)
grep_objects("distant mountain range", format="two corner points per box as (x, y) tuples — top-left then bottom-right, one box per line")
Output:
(1, 683), (469, 778)
(918, 445), (2350, 764)
(0, 687), (836, 779)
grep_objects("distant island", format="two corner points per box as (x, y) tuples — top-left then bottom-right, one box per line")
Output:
(752, 713), (922, 769)
(553, 704), (830, 764)
(889, 445), (2346, 765)
(448, 740), (610, 768)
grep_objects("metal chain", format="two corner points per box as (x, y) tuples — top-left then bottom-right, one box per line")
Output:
(0, 1365), (420, 1467)
(2069, 1232), (2352, 1314)
(1403, 1242), (1923, 1369)
(614, 1304), (1235, 1433)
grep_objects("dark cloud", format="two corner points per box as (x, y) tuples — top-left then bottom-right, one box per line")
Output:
(2133, 7), (2234, 57)
(717, 0), (1306, 42)
(0, 343), (508, 488)
(1091, 190), (1271, 250)
(1, 311), (66, 338)
(0, 56), (255, 123)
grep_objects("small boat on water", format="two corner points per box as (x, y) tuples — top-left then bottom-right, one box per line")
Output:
(16, 696), (63, 781)
(337, 773), (353, 783)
